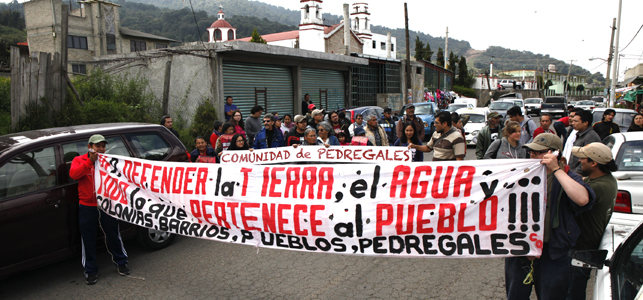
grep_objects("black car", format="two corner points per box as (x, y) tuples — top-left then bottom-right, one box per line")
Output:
(0, 123), (189, 279)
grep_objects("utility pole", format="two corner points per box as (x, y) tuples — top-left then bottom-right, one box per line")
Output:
(444, 27), (448, 89)
(605, 18), (616, 90)
(404, 3), (411, 93)
(610, 0), (623, 108)
(565, 60), (575, 97)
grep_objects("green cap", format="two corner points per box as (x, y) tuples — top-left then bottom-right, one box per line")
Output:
(523, 133), (562, 151)
(488, 112), (501, 118)
(88, 134), (108, 145)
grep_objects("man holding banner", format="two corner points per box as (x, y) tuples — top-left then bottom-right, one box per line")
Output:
(70, 135), (130, 285)
(505, 133), (594, 300)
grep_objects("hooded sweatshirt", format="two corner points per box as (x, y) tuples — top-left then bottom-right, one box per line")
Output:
(483, 137), (527, 159)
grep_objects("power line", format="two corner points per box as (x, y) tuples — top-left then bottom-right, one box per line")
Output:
(619, 23), (643, 52)
(187, 0), (206, 49)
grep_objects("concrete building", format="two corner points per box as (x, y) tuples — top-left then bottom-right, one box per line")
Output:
(500, 68), (587, 94)
(624, 63), (643, 87)
(207, 5), (236, 43)
(23, 0), (178, 74)
(236, 1), (395, 59)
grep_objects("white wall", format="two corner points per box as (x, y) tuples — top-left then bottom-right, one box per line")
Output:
(269, 39), (297, 48)
(299, 26), (325, 52)
(363, 33), (396, 58)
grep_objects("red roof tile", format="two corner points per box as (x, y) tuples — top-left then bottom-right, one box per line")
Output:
(17, 42), (28, 46)
(324, 24), (340, 34)
(209, 19), (232, 28)
(236, 30), (299, 42)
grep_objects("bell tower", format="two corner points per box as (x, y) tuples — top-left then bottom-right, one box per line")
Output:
(351, 2), (371, 41)
(299, 0), (325, 51)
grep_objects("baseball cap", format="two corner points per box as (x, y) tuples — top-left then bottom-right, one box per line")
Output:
(572, 143), (613, 165)
(522, 133), (562, 151)
(354, 127), (366, 136)
(294, 115), (306, 123)
(308, 103), (316, 110)
(311, 109), (323, 117)
(88, 134), (108, 145)
(405, 104), (415, 110)
(488, 112), (501, 118)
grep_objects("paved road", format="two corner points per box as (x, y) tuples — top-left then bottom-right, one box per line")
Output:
(3, 116), (592, 300)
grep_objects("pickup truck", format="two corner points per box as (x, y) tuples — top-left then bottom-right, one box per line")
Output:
(540, 96), (568, 117)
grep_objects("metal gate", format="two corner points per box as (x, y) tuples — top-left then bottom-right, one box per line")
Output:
(301, 68), (345, 111)
(222, 62), (294, 117)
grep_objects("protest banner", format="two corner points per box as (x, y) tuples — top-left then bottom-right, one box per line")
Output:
(95, 154), (546, 258)
(219, 146), (413, 164)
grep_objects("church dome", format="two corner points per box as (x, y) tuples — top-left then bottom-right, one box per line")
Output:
(210, 19), (232, 28)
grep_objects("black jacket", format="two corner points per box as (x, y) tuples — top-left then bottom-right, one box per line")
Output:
(592, 121), (620, 141)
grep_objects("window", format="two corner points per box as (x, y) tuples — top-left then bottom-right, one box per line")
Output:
(214, 29), (222, 41)
(390, 44), (394, 51)
(130, 40), (147, 52)
(372, 41), (376, 49)
(227, 30), (234, 41)
(155, 43), (168, 49)
(416, 67), (422, 74)
(68, 35), (88, 50)
(0, 147), (57, 199)
(381, 42), (386, 50)
(125, 133), (170, 161)
(71, 64), (86, 74)
(106, 34), (116, 50)
(611, 229), (643, 299)
(62, 137), (130, 182)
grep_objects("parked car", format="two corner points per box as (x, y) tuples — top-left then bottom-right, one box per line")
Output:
(498, 92), (523, 100)
(524, 98), (543, 115)
(575, 219), (643, 300)
(398, 102), (439, 140)
(602, 132), (643, 221)
(541, 96), (568, 118)
(445, 103), (471, 113)
(455, 107), (489, 145)
(593, 108), (638, 133)
(576, 100), (596, 112)
(346, 106), (384, 123)
(592, 96), (608, 108)
(498, 79), (516, 89)
(569, 100), (579, 107)
(0, 123), (189, 279)
(488, 99), (526, 121)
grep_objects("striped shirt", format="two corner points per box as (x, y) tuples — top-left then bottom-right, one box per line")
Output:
(427, 127), (466, 161)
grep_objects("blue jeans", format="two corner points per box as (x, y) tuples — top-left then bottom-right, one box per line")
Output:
(505, 243), (571, 300)
(79, 204), (128, 276)
(566, 266), (592, 300)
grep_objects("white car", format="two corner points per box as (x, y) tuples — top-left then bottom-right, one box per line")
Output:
(524, 98), (543, 115)
(602, 132), (643, 223)
(456, 107), (489, 145)
(576, 100), (596, 112)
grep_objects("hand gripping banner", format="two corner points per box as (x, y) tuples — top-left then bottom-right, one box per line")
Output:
(95, 153), (546, 258)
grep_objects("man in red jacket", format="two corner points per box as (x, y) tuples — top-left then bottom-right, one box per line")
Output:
(70, 134), (129, 285)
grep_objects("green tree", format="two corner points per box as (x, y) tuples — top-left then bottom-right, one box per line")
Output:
(576, 84), (585, 91)
(249, 28), (267, 44)
(414, 36), (424, 61)
(436, 47), (444, 68)
(447, 51), (457, 73)
(545, 80), (553, 89)
(423, 42), (434, 61)
(456, 56), (475, 87)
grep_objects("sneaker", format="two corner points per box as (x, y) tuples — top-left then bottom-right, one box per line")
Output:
(118, 264), (130, 276)
(86, 273), (98, 285)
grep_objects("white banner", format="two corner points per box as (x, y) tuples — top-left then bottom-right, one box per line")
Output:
(219, 146), (413, 164)
(95, 154), (546, 258)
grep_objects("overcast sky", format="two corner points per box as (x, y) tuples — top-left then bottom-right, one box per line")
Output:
(5, 0), (643, 80)
(258, 0), (643, 80)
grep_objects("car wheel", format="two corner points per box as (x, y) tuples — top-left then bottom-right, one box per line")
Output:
(137, 227), (175, 250)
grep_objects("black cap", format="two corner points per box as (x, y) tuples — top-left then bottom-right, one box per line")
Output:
(406, 104), (415, 110)
(383, 107), (392, 113)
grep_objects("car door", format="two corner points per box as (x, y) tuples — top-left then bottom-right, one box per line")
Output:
(609, 223), (643, 299)
(0, 145), (69, 270)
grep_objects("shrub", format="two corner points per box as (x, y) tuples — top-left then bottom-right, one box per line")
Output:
(181, 100), (218, 151)
(452, 85), (477, 98)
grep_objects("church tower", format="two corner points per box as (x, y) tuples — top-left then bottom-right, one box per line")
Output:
(351, 3), (371, 42)
(299, 0), (325, 51)
(207, 5), (236, 43)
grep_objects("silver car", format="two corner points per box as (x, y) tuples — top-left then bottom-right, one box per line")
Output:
(603, 132), (643, 224)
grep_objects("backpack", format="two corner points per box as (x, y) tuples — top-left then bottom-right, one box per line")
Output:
(488, 140), (502, 159)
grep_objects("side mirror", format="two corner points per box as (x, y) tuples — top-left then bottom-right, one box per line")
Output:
(570, 249), (609, 269)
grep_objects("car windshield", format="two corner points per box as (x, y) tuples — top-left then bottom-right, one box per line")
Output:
(525, 99), (540, 104)
(578, 101), (594, 105)
(616, 140), (643, 171)
(414, 105), (434, 115)
(489, 102), (514, 110)
(514, 101), (523, 107)
(447, 104), (466, 113)
(461, 114), (485, 123)
(546, 98), (565, 103)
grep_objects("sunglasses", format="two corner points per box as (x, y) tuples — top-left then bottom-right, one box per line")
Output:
(263, 120), (272, 123)
(530, 150), (550, 155)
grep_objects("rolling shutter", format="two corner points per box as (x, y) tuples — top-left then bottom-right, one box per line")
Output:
(301, 68), (346, 111)
(222, 62), (294, 117)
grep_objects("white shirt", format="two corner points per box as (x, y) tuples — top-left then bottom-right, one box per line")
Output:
(563, 129), (577, 162)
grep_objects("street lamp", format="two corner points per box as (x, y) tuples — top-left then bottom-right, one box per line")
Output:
(589, 57), (607, 62)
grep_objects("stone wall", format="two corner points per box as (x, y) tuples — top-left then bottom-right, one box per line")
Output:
(325, 27), (363, 55)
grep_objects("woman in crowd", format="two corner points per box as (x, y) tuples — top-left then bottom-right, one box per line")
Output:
(215, 122), (237, 155)
(230, 110), (247, 139)
(628, 113), (643, 132)
(297, 128), (323, 146)
(484, 121), (527, 159)
(393, 123), (423, 161)
(337, 132), (349, 146)
(191, 136), (217, 163)
(227, 134), (250, 151)
(210, 121), (223, 147)
(282, 114), (295, 131)
(317, 121), (340, 146)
